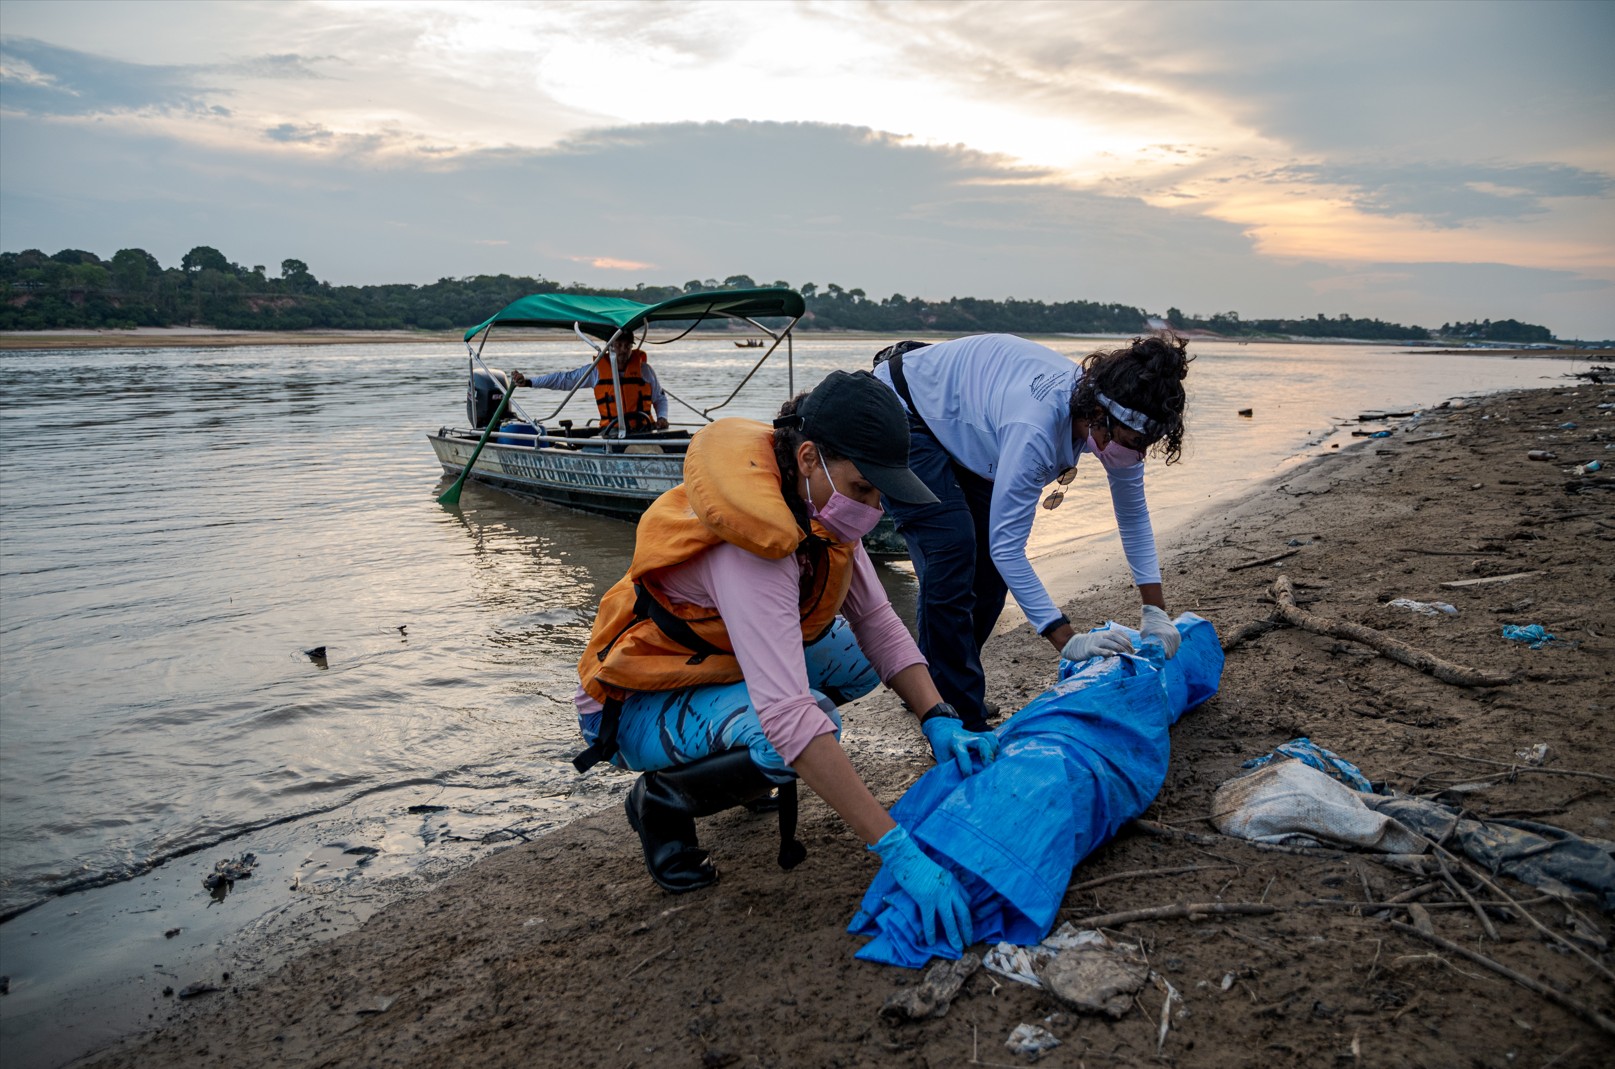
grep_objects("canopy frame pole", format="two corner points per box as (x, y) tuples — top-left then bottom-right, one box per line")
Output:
(659, 386), (714, 424)
(701, 315), (801, 418)
(604, 326), (629, 439)
(733, 315), (785, 341)
(516, 323), (601, 424)
(466, 325), (534, 426)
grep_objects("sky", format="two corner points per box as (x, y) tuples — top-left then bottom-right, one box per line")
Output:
(1, 0), (1612, 337)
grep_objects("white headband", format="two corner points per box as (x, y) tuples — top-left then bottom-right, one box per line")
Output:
(1094, 391), (1161, 437)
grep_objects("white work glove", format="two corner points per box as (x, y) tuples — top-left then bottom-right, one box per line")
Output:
(1139, 604), (1181, 658)
(1060, 627), (1134, 662)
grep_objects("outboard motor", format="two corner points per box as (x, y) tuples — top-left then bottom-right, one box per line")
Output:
(467, 368), (511, 429)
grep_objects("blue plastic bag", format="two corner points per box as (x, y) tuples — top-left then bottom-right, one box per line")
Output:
(848, 614), (1224, 967)
(1242, 738), (1374, 793)
(1502, 624), (1555, 649)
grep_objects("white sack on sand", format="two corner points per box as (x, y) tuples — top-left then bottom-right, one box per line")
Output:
(1211, 758), (1426, 853)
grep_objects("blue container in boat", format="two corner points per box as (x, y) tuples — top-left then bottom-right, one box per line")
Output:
(495, 422), (545, 448)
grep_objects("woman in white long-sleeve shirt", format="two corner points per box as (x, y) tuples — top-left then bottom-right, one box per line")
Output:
(873, 333), (1192, 729)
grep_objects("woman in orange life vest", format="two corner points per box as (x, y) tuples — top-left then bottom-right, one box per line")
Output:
(510, 331), (669, 431)
(571, 371), (998, 952)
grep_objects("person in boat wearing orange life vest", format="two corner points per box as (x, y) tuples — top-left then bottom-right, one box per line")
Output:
(570, 371), (998, 953)
(510, 330), (669, 432)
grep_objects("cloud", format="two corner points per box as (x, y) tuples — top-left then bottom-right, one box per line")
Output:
(1278, 161), (1615, 228)
(219, 53), (330, 81)
(3, 96), (1612, 336)
(0, 36), (219, 115)
(0, 36), (333, 121)
(264, 122), (334, 144)
(0, 51), (64, 90)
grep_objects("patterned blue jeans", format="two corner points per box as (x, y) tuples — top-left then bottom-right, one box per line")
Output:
(578, 618), (880, 784)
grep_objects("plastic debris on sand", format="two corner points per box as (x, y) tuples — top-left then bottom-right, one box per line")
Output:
(1005, 1023), (1061, 1056)
(1241, 737), (1373, 792)
(1502, 623), (1555, 648)
(1388, 598), (1459, 616)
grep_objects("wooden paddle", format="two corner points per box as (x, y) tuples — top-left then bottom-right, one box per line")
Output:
(437, 380), (514, 506)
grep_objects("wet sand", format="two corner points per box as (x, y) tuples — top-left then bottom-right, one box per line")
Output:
(73, 380), (1615, 1069)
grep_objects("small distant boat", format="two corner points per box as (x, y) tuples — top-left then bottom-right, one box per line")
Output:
(734, 338), (765, 348)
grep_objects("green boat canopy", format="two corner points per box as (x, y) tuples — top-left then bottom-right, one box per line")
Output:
(464, 287), (805, 343)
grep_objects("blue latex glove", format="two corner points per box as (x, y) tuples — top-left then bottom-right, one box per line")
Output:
(921, 714), (998, 777)
(1061, 627), (1134, 662)
(870, 825), (973, 951)
(1139, 604), (1181, 658)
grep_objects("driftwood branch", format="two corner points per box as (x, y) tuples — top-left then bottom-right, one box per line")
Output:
(1220, 618), (1281, 652)
(1269, 575), (1513, 687)
(1439, 571), (1542, 589)
(1386, 921), (1615, 1037)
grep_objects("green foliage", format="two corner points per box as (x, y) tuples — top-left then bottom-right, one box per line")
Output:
(1167, 308), (1436, 342)
(1438, 318), (1554, 344)
(0, 246), (1559, 342)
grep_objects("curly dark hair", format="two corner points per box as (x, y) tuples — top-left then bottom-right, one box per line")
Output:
(1070, 332), (1192, 464)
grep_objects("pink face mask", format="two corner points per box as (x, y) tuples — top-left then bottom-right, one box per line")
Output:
(1086, 434), (1146, 472)
(805, 453), (885, 543)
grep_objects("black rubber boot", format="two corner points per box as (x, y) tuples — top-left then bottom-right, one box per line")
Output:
(624, 750), (801, 893)
(624, 773), (711, 893)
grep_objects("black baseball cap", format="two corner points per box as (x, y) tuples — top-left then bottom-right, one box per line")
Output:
(793, 371), (938, 505)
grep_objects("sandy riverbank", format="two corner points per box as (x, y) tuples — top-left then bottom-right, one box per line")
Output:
(75, 381), (1615, 1069)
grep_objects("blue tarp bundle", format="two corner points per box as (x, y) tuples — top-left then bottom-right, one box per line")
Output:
(849, 614), (1224, 967)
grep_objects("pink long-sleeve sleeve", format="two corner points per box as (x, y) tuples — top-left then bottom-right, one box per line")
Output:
(838, 551), (927, 682)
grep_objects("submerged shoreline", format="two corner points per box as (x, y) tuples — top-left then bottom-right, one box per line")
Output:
(42, 378), (1612, 1069)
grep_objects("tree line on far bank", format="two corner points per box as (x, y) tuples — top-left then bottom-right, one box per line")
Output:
(0, 246), (1564, 344)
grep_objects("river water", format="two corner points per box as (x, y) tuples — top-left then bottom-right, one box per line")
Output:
(0, 335), (1585, 1064)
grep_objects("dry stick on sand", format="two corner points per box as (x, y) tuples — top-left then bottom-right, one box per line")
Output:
(1435, 854), (1499, 941)
(1419, 834), (1615, 985)
(1068, 864), (1239, 893)
(1386, 920), (1615, 1037)
(1228, 548), (1300, 571)
(1429, 749), (1615, 785)
(1074, 902), (1278, 928)
(1130, 818), (1347, 859)
(1379, 881), (1443, 907)
(1268, 575), (1513, 687)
